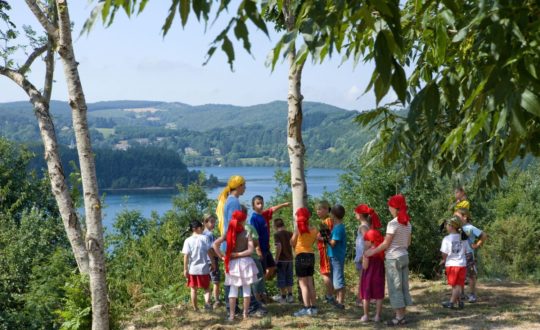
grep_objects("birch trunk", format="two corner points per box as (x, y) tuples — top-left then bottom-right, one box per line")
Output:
(55, 1), (109, 328)
(0, 59), (90, 275)
(284, 2), (307, 224)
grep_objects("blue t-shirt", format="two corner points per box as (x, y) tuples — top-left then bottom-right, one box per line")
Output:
(462, 223), (483, 254)
(220, 195), (241, 252)
(250, 212), (270, 254)
(328, 223), (346, 262)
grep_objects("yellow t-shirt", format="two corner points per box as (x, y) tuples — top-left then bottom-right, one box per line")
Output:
(295, 227), (318, 254)
(454, 200), (470, 210)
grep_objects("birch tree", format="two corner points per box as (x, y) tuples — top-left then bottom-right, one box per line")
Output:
(2, 1), (109, 328)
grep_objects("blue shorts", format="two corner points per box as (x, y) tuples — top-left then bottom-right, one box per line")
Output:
(210, 256), (221, 283)
(276, 261), (294, 288)
(330, 257), (345, 290)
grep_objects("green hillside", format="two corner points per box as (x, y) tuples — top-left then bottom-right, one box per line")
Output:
(0, 100), (372, 168)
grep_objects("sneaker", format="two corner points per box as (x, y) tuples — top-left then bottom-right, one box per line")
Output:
(441, 301), (455, 309)
(249, 307), (268, 317)
(308, 307), (318, 315)
(286, 294), (295, 303)
(203, 304), (213, 311)
(278, 296), (287, 304)
(325, 295), (335, 303)
(468, 294), (477, 303)
(272, 294), (282, 301)
(293, 308), (310, 317)
(331, 300), (345, 310)
(458, 301), (465, 309)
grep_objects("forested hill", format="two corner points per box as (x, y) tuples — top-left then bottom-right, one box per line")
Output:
(0, 100), (372, 168)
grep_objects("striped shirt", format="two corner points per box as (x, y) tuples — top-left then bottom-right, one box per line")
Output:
(385, 218), (412, 259)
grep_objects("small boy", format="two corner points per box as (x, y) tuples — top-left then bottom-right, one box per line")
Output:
(328, 204), (347, 309)
(182, 220), (217, 311)
(440, 216), (467, 309)
(455, 208), (488, 303)
(273, 218), (294, 303)
(249, 196), (290, 291)
(202, 214), (221, 308)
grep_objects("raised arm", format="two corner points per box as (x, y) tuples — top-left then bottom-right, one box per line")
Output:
(270, 202), (291, 212)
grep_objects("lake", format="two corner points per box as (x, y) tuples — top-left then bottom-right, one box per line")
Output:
(99, 166), (344, 230)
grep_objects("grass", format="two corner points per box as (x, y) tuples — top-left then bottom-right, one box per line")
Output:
(122, 276), (540, 329)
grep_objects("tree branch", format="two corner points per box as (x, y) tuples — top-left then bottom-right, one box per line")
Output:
(25, 0), (58, 39)
(0, 65), (45, 103)
(43, 40), (54, 103)
(18, 44), (48, 74)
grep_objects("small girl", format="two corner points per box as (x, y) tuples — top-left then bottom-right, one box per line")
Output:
(213, 210), (259, 321)
(315, 200), (334, 303)
(354, 204), (382, 305)
(440, 216), (467, 309)
(360, 229), (385, 322)
(182, 220), (216, 311)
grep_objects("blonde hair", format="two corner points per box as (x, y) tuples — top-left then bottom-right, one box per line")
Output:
(216, 175), (245, 235)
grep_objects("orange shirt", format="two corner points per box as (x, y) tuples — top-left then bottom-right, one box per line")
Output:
(295, 227), (319, 254)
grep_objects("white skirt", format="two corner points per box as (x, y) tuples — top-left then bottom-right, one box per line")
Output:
(225, 256), (259, 287)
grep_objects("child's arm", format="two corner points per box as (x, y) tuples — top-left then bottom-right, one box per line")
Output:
(440, 252), (448, 265)
(275, 241), (282, 261)
(212, 235), (225, 260)
(329, 238), (338, 247)
(207, 248), (217, 272)
(290, 230), (299, 248)
(270, 202), (291, 212)
(472, 231), (488, 249)
(183, 254), (189, 278)
(362, 254), (369, 270)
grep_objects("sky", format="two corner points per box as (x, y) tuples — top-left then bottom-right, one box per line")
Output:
(0, 2), (387, 111)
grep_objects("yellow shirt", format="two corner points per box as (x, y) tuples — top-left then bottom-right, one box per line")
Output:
(454, 200), (470, 210)
(295, 227), (318, 254)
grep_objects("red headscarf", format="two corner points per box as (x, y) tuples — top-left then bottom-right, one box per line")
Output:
(225, 210), (247, 274)
(364, 229), (385, 259)
(354, 204), (382, 229)
(387, 194), (410, 225)
(296, 207), (310, 234)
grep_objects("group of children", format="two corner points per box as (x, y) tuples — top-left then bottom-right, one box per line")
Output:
(180, 182), (487, 322)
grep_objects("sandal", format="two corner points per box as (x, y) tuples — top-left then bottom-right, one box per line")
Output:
(360, 315), (369, 322)
(386, 317), (406, 326)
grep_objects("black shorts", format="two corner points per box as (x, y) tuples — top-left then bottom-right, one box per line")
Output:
(295, 253), (315, 277)
(261, 251), (276, 272)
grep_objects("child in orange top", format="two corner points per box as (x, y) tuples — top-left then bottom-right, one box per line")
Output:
(316, 200), (334, 303)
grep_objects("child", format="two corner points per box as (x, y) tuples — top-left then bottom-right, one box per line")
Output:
(354, 204), (382, 305)
(328, 204), (347, 309)
(213, 210), (259, 321)
(274, 218), (294, 303)
(291, 207), (319, 316)
(360, 229), (385, 322)
(440, 216), (467, 309)
(315, 200), (334, 303)
(455, 208), (488, 303)
(182, 220), (216, 311)
(244, 218), (266, 305)
(202, 214), (221, 308)
(249, 196), (290, 284)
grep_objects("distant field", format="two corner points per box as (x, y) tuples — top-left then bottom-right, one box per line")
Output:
(96, 128), (115, 138)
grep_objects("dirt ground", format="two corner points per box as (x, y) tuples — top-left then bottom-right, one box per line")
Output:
(126, 279), (540, 329)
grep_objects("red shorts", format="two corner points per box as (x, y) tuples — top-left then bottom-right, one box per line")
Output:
(446, 266), (466, 286)
(187, 274), (210, 289)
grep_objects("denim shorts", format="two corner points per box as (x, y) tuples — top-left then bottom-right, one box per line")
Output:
(330, 257), (345, 290)
(276, 261), (294, 288)
(209, 256), (221, 283)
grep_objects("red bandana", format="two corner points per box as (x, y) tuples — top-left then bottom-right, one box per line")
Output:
(387, 194), (410, 225)
(295, 207), (310, 234)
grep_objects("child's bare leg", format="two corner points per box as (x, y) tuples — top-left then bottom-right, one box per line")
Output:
(191, 288), (198, 310)
(203, 287), (211, 305)
(307, 276), (316, 306)
(451, 286), (461, 304)
(298, 277), (310, 307)
(336, 288), (344, 304)
(469, 275), (477, 295)
(375, 299), (383, 320)
(213, 283), (220, 303)
(362, 299), (369, 319)
(286, 286), (293, 295)
(322, 274), (334, 298)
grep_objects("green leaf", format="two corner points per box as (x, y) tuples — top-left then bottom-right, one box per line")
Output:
(435, 22), (447, 64)
(374, 32), (392, 85)
(179, 0), (190, 27)
(374, 75), (391, 105)
(391, 62), (407, 104)
(102, 0), (113, 21)
(234, 19), (251, 53)
(162, 0), (180, 36)
(221, 36), (235, 70)
(520, 89), (540, 117)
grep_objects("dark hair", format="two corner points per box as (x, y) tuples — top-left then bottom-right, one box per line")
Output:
(189, 220), (203, 231)
(251, 195), (264, 207)
(455, 186), (465, 192)
(202, 213), (216, 223)
(240, 204), (248, 214)
(331, 204), (345, 220)
(274, 218), (285, 228)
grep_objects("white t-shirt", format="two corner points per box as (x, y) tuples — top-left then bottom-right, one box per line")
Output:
(440, 233), (466, 267)
(385, 218), (412, 259)
(462, 223), (483, 254)
(182, 234), (212, 275)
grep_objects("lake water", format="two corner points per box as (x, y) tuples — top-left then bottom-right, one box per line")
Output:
(99, 167), (344, 230)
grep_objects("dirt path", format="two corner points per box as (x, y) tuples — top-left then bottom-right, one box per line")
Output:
(127, 279), (540, 329)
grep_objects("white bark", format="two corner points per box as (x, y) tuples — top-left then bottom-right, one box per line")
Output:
(0, 62), (90, 275)
(284, 1), (307, 225)
(54, 0), (109, 328)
